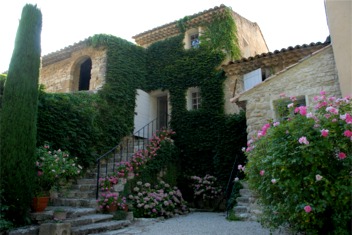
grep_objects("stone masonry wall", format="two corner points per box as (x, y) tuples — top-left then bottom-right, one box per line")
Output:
(40, 46), (107, 93)
(239, 46), (341, 139)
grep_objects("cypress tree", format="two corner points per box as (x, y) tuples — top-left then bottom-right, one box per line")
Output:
(0, 4), (42, 225)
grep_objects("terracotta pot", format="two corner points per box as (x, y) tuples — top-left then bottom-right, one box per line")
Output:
(31, 196), (50, 212)
(106, 204), (118, 212)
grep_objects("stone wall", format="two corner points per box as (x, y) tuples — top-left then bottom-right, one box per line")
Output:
(40, 45), (107, 93)
(239, 46), (340, 139)
(233, 12), (268, 59)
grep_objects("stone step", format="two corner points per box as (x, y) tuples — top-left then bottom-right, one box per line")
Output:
(71, 220), (131, 235)
(233, 205), (248, 214)
(236, 196), (250, 204)
(239, 189), (251, 196)
(31, 206), (97, 223)
(60, 190), (96, 199)
(52, 198), (97, 208)
(77, 178), (96, 185)
(67, 213), (114, 227)
(71, 183), (97, 191)
(237, 213), (250, 221)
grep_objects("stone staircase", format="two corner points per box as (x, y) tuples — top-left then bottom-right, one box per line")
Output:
(6, 206), (132, 235)
(233, 181), (262, 221)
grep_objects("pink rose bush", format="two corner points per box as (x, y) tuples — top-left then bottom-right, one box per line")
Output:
(244, 92), (351, 234)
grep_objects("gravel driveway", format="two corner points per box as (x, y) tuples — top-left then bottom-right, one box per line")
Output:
(113, 212), (289, 235)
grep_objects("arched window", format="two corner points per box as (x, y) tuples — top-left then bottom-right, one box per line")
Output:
(71, 57), (92, 91)
(78, 58), (92, 91)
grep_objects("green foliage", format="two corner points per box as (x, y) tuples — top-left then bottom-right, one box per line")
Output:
(245, 93), (352, 234)
(145, 23), (246, 194)
(0, 74), (6, 109)
(199, 7), (241, 60)
(0, 190), (13, 232)
(214, 112), (247, 187)
(137, 140), (180, 187)
(37, 34), (146, 167)
(37, 91), (99, 168)
(88, 34), (146, 153)
(35, 143), (82, 194)
(226, 181), (243, 211)
(0, 4), (42, 225)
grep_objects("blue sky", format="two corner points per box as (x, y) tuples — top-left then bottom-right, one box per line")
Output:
(0, 0), (329, 72)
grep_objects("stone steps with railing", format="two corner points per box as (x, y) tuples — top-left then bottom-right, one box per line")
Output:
(233, 181), (262, 221)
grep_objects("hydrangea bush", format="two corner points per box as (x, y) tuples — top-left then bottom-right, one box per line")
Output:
(245, 92), (351, 234)
(128, 180), (188, 218)
(36, 143), (83, 194)
(190, 175), (223, 201)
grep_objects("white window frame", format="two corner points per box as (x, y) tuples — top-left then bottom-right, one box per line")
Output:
(186, 87), (201, 110)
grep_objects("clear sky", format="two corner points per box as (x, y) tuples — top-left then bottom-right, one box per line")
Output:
(0, 0), (329, 72)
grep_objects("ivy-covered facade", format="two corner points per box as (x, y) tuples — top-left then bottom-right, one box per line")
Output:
(37, 5), (268, 185)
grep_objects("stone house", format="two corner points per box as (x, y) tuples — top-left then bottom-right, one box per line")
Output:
(39, 4), (268, 134)
(223, 41), (340, 139)
(221, 0), (351, 140)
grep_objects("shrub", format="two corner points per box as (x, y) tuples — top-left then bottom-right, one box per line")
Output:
(190, 175), (223, 201)
(128, 180), (188, 218)
(245, 92), (352, 234)
(35, 143), (82, 194)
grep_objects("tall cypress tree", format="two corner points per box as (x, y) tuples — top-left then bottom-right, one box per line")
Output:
(0, 4), (42, 225)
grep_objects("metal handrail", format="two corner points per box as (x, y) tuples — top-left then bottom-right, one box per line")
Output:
(95, 116), (169, 199)
(225, 156), (239, 218)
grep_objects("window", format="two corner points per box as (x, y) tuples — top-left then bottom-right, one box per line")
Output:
(186, 87), (201, 110)
(274, 96), (306, 120)
(190, 33), (200, 48)
(191, 91), (201, 109)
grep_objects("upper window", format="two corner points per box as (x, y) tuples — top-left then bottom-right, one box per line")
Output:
(186, 87), (201, 110)
(190, 33), (200, 49)
(185, 28), (202, 49)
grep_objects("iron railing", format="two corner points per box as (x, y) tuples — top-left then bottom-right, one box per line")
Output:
(95, 116), (169, 199)
(225, 156), (239, 218)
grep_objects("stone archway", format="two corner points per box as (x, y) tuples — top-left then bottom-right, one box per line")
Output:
(71, 57), (92, 91)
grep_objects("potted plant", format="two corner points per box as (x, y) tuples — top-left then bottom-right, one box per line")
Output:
(97, 192), (127, 212)
(32, 143), (83, 212)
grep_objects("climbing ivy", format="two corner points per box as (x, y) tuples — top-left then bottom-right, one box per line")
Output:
(145, 10), (247, 191)
(87, 34), (146, 152)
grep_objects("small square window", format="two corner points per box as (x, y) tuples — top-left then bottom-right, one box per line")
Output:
(274, 96), (306, 121)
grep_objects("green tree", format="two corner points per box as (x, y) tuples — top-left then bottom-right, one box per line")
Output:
(0, 4), (42, 225)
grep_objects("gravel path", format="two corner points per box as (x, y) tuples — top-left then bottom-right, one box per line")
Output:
(113, 212), (289, 235)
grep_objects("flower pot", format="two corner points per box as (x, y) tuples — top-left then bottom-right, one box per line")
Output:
(106, 204), (118, 212)
(31, 196), (50, 212)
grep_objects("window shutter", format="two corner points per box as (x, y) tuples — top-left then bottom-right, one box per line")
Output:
(244, 68), (262, 91)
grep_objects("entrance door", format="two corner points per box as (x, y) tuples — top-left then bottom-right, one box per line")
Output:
(157, 96), (168, 130)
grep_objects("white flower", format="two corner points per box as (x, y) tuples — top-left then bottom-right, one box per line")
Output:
(315, 174), (323, 181)
(271, 179), (277, 184)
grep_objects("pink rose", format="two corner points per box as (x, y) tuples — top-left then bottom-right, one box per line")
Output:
(260, 170), (265, 176)
(343, 130), (352, 138)
(304, 205), (312, 213)
(338, 152), (346, 160)
(298, 136), (309, 145)
(320, 129), (329, 137)
(271, 179), (277, 184)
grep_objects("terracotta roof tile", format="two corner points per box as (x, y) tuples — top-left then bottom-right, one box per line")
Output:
(223, 39), (330, 76)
